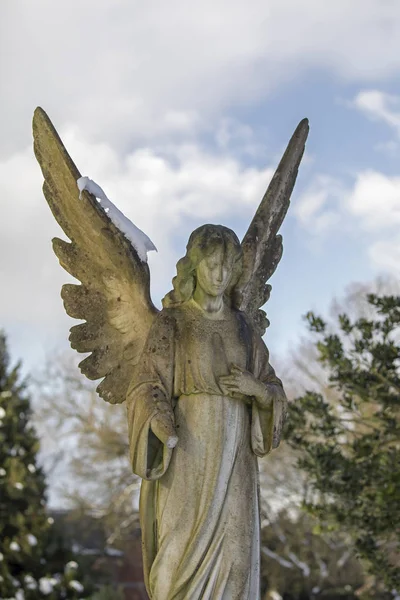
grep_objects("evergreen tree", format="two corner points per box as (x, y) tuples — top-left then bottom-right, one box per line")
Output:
(286, 294), (400, 590)
(0, 332), (90, 599)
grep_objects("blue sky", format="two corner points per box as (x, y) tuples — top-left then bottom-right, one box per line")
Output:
(1, 0), (399, 376)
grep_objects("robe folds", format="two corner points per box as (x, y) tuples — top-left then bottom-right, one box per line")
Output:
(126, 300), (287, 600)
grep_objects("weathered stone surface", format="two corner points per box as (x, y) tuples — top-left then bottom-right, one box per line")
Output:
(238, 118), (309, 335)
(33, 107), (157, 404)
(33, 108), (308, 598)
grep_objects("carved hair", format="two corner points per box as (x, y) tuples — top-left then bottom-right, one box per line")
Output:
(162, 224), (243, 308)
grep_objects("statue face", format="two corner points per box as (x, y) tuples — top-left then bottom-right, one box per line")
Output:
(196, 247), (233, 297)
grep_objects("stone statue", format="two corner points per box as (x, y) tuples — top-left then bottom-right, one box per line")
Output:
(33, 108), (308, 600)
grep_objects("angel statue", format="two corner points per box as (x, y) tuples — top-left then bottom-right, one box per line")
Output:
(33, 108), (308, 600)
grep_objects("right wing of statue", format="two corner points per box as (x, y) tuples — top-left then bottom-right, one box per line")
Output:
(237, 119), (309, 335)
(33, 107), (158, 405)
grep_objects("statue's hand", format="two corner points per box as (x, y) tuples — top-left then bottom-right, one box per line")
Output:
(151, 409), (178, 449)
(219, 365), (272, 408)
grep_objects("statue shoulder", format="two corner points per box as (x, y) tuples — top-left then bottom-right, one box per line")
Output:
(233, 307), (253, 331)
(149, 306), (186, 336)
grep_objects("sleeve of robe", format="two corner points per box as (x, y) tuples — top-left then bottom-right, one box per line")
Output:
(126, 310), (176, 481)
(250, 332), (288, 457)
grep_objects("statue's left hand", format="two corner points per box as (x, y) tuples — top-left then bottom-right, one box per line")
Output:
(219, 365), (272, 407)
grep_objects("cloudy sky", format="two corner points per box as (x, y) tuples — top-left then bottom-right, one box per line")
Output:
(1, 0), (400, 376)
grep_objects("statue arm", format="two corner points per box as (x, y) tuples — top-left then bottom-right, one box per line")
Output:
(126, 311), (177, 480)
(253, 359), (286, 410)
(250, 334), (288, 457)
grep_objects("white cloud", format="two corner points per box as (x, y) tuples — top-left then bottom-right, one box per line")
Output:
(346, 170), (400, 230)
(293, 175), (342, 233)
(215, 118), (266, 159)
(374, 140), (400, 157)
(346, 170), (400, 273)
(369, 238), (400, 272)
(353, 90), (400, 136)
(292, 168), (400, 274)
(3, 0), (400, 155)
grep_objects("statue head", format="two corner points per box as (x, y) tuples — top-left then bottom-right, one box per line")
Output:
(162, 224), (243, 308)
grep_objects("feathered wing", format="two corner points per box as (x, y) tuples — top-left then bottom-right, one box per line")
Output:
(33, 107), (158, 404)
(238, 118), (309, 335)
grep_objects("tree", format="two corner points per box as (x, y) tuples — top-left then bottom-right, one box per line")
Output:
(32, 352), (140, 546)
(258, 443), (389, 600)
(261, 509), (367, 600)
(0, 332), (90, 599)
(286, 294), (400, 589)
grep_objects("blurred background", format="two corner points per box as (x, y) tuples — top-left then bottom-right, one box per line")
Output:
(0, 1), (399, 598)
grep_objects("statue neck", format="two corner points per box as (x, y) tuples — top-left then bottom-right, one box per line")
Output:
(192, 286), (224, 315)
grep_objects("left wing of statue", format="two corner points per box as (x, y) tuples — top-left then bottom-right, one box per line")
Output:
(237, 118), (309, 335)
(33, 107), (158, 404)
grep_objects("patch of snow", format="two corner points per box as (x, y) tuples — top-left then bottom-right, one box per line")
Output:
(0, 468), (6, 476)
(81, 548), (100, 555)
(27, 464), (36, 473)
(14, 482), (24, 490)
(11, 578), (20, 587)
(0, 407), (6, 418)
(105, 546), (124, 557)
(77, 176), (157, 262)
(72, 542), (99, 555)
(318, 559), (328, 578)
(24, 575), (37, 590)
(65, 560), (78, 572)
(27, 534), (38, 546)
(69, 580), (84, 593)
(10, 542), (20, 552)
(0, 390), (12, 398)
(39, 577), (58, 595)
(15, 591), (24, 600)
(337, 549), (351, 568)
(167, 435), (178, 449)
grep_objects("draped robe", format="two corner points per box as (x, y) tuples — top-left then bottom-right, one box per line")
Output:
(126, 300), (287, 600)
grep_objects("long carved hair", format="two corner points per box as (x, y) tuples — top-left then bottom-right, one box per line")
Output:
(162, 224), (243, 308)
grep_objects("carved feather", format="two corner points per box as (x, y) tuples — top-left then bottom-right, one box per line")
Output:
(33, 107), (158, 403)
(238, 118), (309, 335)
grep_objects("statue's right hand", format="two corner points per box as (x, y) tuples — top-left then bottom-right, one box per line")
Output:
(151, 411), (178, 449)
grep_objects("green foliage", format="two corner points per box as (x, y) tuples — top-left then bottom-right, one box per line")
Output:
(0, 332), (92, 599)
(286, 295), (400, 589)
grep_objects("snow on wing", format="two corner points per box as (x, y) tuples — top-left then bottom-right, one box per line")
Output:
(33, 107), (158, 404)
(77, 176), (157, 262)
